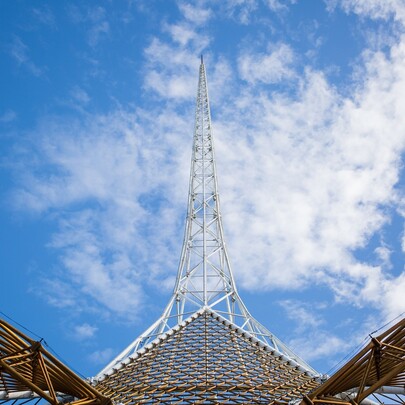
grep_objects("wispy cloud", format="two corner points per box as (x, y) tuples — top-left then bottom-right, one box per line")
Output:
(73, 323), (98, 340)
(163, 23), (200, 47)
(67, 5), (110, 47)
(178, 3), (212, 25)
(32, 5), (56, 28)
(88, 22), (109, 47)
(238, 43), (295, 84)
(278, 299), (381, 365)
(265, 0), (295, 12)
(328, 0), (405, 23)
(12, 106), (191, 318)
(289, 331), (352, 363)
(279, 300), (324, 331)
(0, 110), (17, 124)
(9, 36), (44, 76)
(219, 0), (259, 24)
(8, 0), (405, 336)
(88, 348), (114, 365)
(220, 41), (405, 318)
(143, 34), (208, 100)
(70, 86), (90, 105)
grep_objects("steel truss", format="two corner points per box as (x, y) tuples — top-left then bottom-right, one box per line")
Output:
(96, 57), (319, 381)
(3, 58), (403, 405)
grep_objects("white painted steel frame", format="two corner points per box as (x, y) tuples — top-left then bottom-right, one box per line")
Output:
(96, 57), (319, 379)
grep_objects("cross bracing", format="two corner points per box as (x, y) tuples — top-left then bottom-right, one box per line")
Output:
(2, 314), (405, 405)
(1, 58), (405, 405)
(96, 57), (319, 381)
(94, 308), (320, 404)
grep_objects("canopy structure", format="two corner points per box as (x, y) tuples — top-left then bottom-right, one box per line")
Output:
(3, 59), (404, 405)
(92, 57), (321, 403)
(95, 56), (318, 382)
(0, 317), (111, 405)
(94, 307), (320, 404)
(1, 313), (405, 405)
(302, 316), (405, 405)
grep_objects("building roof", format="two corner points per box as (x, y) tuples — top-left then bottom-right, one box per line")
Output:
(95, 307), (321, 404)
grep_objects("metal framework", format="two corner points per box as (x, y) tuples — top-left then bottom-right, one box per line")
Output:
(96, 57), (319, 380)
(0, 317), (111, 405)
(302, 316), (405, 405)
(95, 307), (320, 404)
(2, 58), (404, 405)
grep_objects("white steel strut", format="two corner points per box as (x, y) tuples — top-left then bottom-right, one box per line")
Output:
(96, 57), (318, 379)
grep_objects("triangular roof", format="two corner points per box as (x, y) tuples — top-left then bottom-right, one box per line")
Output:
(95, 307), (320, 404)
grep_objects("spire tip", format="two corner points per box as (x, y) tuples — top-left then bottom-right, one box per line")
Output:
(201, 54), (204, 64)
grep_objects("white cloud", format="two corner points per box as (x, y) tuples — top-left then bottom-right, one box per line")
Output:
(86, 6), (110, 47)
(67, 5), (110, 47)
(143, 4), (236, 103)
(89, 348), (114, 365)
(0, 110), (17, 123)
(374, 245), (392, 266)
(9, 36), (43, 76)
(164, 23), (198, 47)
(220, 0), (259, 24)
(289, 331), (352, 363)
(70, 86), (90, 105)
(34, 278), (78, 309)
(51, 211), (145, 317)
(328, 0), (405, 24)
(10, 1), (405, 328)
(402, 220), (405, 253)
(278, 299), (382, 366)
(73, 323), (98, 339)
(145, 69), (195, 100)
(143, 37), (209, 100)
(265, 0), (297, 12)
(378, 273), (405, 319)
(32, 5), (56, 27)
(279, 300), (324, 331)
(238, 43), (295, 84)
(12, 106), (191, 318)
(215, 37), (405, 318)
(276, 299), (374, 366)
(178, 3), (212, 25)
(88, 20), (109, 47)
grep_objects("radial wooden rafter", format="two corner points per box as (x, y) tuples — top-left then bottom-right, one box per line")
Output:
(302, 317), (405, 405)
(0, 317), (111, 405)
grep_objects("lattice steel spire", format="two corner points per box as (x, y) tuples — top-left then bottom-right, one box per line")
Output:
(95, 57), (318, 379)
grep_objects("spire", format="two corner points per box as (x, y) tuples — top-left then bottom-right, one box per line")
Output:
(95, 58), (318, 379)
(171, 55), (237, 313)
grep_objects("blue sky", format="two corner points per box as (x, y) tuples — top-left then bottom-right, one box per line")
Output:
(1, 0), (405, 377)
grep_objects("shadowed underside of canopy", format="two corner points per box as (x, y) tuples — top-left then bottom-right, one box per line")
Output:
(302, 316), (405, 405)
(0, 317), (111, 405)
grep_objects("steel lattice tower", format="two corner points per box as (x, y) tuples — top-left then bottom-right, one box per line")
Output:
(93, 57), (321, 404)
(1, 59), (404, 405)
